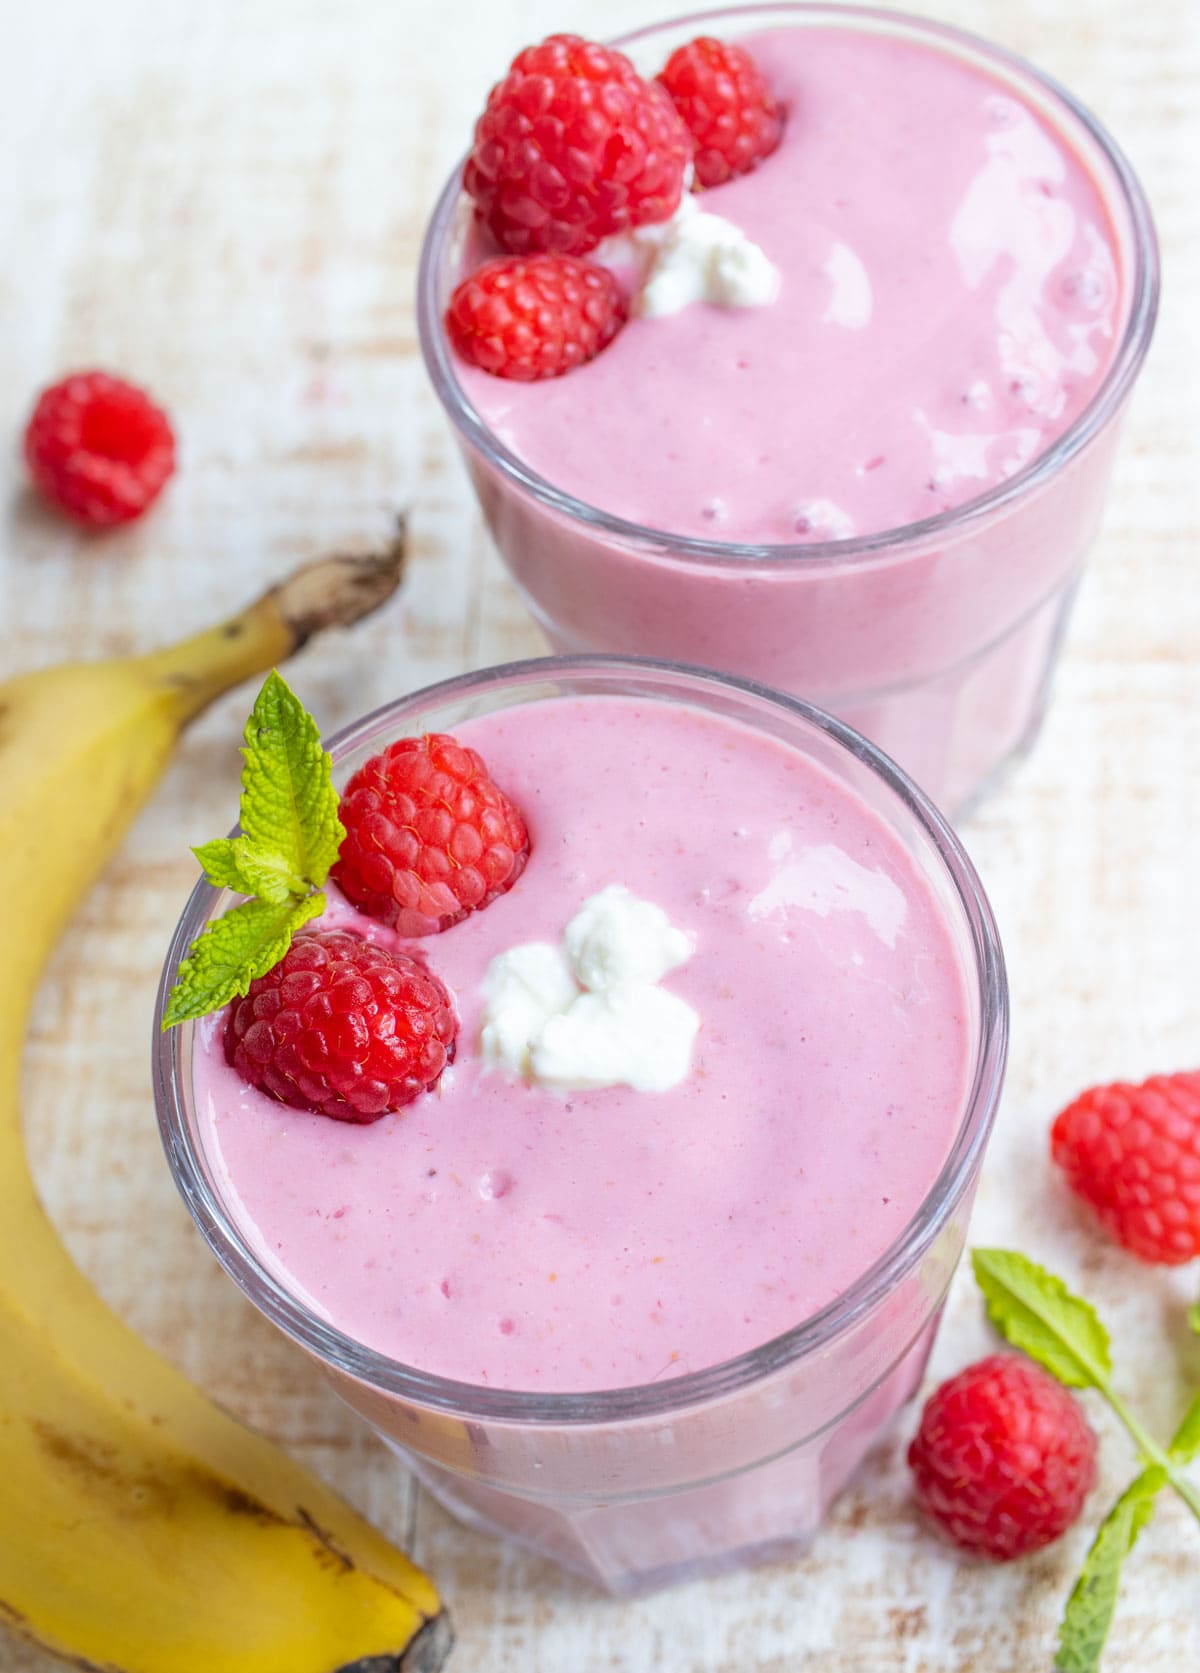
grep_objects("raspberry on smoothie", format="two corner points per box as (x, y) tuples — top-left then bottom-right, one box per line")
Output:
(226, 930), (457, 1124)
(333, 729), (530, 933)
(463, 33), (693, 257)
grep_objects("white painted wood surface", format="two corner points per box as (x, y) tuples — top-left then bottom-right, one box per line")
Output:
(2, 0), (1198, 1666)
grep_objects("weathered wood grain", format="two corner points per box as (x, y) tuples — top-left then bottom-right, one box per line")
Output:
(2, 0), (1198, 1667)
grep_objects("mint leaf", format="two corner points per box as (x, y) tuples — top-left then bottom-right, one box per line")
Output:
(193, 838), (255, 895)
(1170, 1388), (1200, 1465)
(972, 1249), (1112, 1390)
(1055, 1468), (1165, 1673)
(165, 673), (344, 1029)
(238, 670), (344, 891)
(1189, 1301), (1200, 1338)
(162, 893), (325, 1028)
(194, 836), (306, 904)
(228, 837), (306, 904)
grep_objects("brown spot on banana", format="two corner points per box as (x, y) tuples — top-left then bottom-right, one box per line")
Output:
(32, 1422), (179, 1519)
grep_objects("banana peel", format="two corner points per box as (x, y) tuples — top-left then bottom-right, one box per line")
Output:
(0, 524), (453, 1672)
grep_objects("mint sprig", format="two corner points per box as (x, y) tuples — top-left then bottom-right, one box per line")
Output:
(972, 1249), (1111, 1388)
(972, 1249), (1200, 1671)
(163, 672), (343, 1028)
(1170, 1388), (1200, 1466)
(1054, 1469), (1165, 1673)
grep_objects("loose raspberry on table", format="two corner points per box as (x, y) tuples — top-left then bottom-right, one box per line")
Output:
(225, 929), (457, 1122)
(657, 36), (784, 189)
(332, 732), (530, 935)
(463, 33), (694, 256)
(23, 370), (176, 528)
(445, 254), (625, 381)
(1050, 1071), (1200, 1264)
(907, 1354), (1096, 1561)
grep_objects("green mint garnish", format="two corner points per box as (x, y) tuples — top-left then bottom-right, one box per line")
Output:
(1054, 1469), (1165, 1673)
(162, 671), (343, 1028)
(972, 1248), (1111, 1389)
(1189, 1299), (1200, 1339)
(1170, 1387), (1200, 1466)
(973, 1249), (1200, 1672)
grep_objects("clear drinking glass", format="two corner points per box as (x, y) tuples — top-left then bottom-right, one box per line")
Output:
(154, 657), (1007, 1594)
(417, 4), (1159, 815)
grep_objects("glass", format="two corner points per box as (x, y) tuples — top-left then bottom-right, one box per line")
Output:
(154, 656), (1007, 1594)
(417, 4), (1159, 815)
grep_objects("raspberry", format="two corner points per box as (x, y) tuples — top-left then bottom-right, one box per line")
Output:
(332, 733), (530, 935)
(225, 929), (456, 1123)
(445, 254), (625, 381)
(1050, 1071), (1200, 1264)
(908, 1354), (1097, 1560)
(657, 36), (784, 188)
(24, 370), (176, 528)
(464, 33), (693, 256)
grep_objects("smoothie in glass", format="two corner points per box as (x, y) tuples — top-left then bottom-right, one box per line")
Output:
(419, 6), (1158, 812)
(157, 658), (1007, 1593)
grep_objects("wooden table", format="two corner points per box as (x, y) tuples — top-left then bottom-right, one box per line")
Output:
(3, 0), (1198, 1666)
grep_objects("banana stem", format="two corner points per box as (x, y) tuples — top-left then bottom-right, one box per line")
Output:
(136, 518), (408, 726)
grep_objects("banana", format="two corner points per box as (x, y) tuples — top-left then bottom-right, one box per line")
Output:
(0, 527), (452, 1673)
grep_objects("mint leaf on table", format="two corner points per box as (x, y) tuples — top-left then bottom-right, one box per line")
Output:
(1054, 1468), (1167, 1673)
(1170, 1388), (1200, 1465)
(972, 1249), (1112, 1389)
(163, 672), (342, 1029)
(971, 1247), (1200, 1670)
(237, 669), (344, 891)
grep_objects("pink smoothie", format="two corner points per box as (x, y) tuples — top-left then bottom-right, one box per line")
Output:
(455, 26), (1121, 543)
(425, 11), (1154, 815)
(194, 694), (971, 1393)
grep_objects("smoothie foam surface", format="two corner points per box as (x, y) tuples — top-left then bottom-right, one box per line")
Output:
(195, 696), (972, 1393)
(455, 25), (1123, 543)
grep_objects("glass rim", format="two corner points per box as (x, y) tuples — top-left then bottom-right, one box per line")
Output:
(153, 653), (1009, 1425)
(417, 0), (1159, 569)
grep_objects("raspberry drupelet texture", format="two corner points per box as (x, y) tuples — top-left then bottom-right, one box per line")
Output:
(908, 1354), (1097, 1560)
(332, 732), (530, 936)
(445, 254), (626, 381)
(1051, 1071), (1200, 1264)
(464, 33), (694, 256)
(24, 370), (176, 528)
(225, 929), (457, 1123)
(657, 36), (784, 189)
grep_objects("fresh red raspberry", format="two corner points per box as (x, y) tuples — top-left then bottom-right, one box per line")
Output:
(445, 254), (625, 381)
(1050, 1071), (1200, 1264)
(908, 1354), (1096, 1560)
(225, 929), (456, 1123)
(23, 370), (176, 528)
(464, 33), (693, 256)
(657, 36), (784, 188)
(332, 733), (530, 936)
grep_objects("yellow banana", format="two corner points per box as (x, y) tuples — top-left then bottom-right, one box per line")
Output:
(0, 528), (452, 1672)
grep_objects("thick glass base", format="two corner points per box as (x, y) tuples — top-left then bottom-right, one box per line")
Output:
(372, 1315), (939, 1596)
